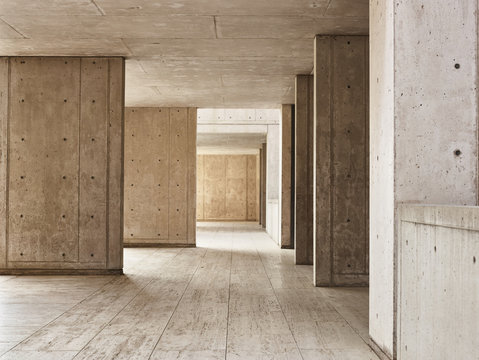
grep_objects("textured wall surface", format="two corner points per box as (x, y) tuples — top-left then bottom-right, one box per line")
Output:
(314, 35), (369, 287)
(294, 75), (313, 265)
(124, 107), (196, 246)
(370, 1), (478, 357)
(197, 154), (259, 221)
(281, 104), (293, 249)
(398, 205), (479, 360)
(0, 56), (124, 274)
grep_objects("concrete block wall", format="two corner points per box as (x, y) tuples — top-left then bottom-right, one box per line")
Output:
(0, 56), (125, 274)
(397, 205), (479, 360)
(123, 107), (196, 247)
(197, 154), (259, 221)
(313, 35), (369, 286)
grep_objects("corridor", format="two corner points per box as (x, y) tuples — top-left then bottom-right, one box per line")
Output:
(0, 223), (377, 360)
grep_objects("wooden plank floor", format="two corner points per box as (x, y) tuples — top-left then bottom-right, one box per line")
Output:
(0, 223), (379, 360)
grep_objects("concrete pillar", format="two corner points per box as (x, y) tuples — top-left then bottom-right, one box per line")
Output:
(0, 57), (124, 274)
(294, 75), (314, 265)
(260, 143), (267, 228)
(313, 35), (369, 287)
(266, 125), (281, 245)
(281, 104), (294, 249)
(370, 1), (478, 358)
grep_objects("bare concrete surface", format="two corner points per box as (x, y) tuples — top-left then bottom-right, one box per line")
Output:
(0, 57), (124, 274)
(0, 223), (378, 360)
(369, 1), (479, 357)
(123, 107), (197, 247)
(0, 0), (368, 108)
(313, 35), (369, 286)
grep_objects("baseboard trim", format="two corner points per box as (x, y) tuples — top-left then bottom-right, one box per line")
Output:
(123, 243), (196, 248)
(0, 268), (123, 276)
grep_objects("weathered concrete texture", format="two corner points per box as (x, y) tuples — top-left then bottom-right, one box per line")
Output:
(0, 1), (368, 108)
(397, 205), (479, 360)
(123, 107), (197, 246)
(370, 0), (478, 358)
(197, 154), (259, 221)
(313, 35), (369, 287)
(294, 75), (314, 265)
(281, 105), (293, 249)
(0, 56), (125, 274)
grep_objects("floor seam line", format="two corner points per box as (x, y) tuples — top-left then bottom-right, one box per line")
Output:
(5, 274), (120, 354)
(224, 232), (233, 360)
(255, 237), (306, 360)
(72, 248), (187, 358)
(147, 247), (208, 360)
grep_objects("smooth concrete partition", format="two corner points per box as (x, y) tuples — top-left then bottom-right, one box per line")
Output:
(123, 107), (197, 247)
(370, 1), (479, 357)
(313, 35), (369, 287)
(281, 104), (294, 249)
(294, 75), (314, 265)
(398, 205), (479, 360)
(0, 56), (125, 274)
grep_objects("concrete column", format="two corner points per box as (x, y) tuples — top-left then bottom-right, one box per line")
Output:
(266, 124), (281, 245)
(0, 57), (124, 274)
(260, 143), (267, 228)
(313, 35), (369, 287)
(294, 75), (314, 265)
(370, 1), (478, 358)
(281, 104), (294, 249)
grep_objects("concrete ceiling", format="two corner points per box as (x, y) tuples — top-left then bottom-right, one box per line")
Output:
(0, 0), (368, 108)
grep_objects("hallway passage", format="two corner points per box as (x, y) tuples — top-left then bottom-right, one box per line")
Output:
(0, 223), (378, 360)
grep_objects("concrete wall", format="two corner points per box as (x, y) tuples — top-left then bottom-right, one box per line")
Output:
(197, 154), (259, 221)
(124, 107), (196, 246)
(398, 205), (479, 360)
(295, 75), (314, 265)
(266, 124), (281, 245)
(370, 0), (478, 357)
(313, 35), (369, 287)
(281, 104), (293, 248)
(0, 57), (124, 274)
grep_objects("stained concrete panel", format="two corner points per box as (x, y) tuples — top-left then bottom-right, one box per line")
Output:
(0, 56), (124, 273)
(124, 107), (196, 246)
(198, 154), (259, 221)
(8, 58), (80, 263)
(313, 36), (369, 286)
(294, 75), (314, 265)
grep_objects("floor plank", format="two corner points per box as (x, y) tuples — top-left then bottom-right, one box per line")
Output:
(0, 223), (378, 360)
